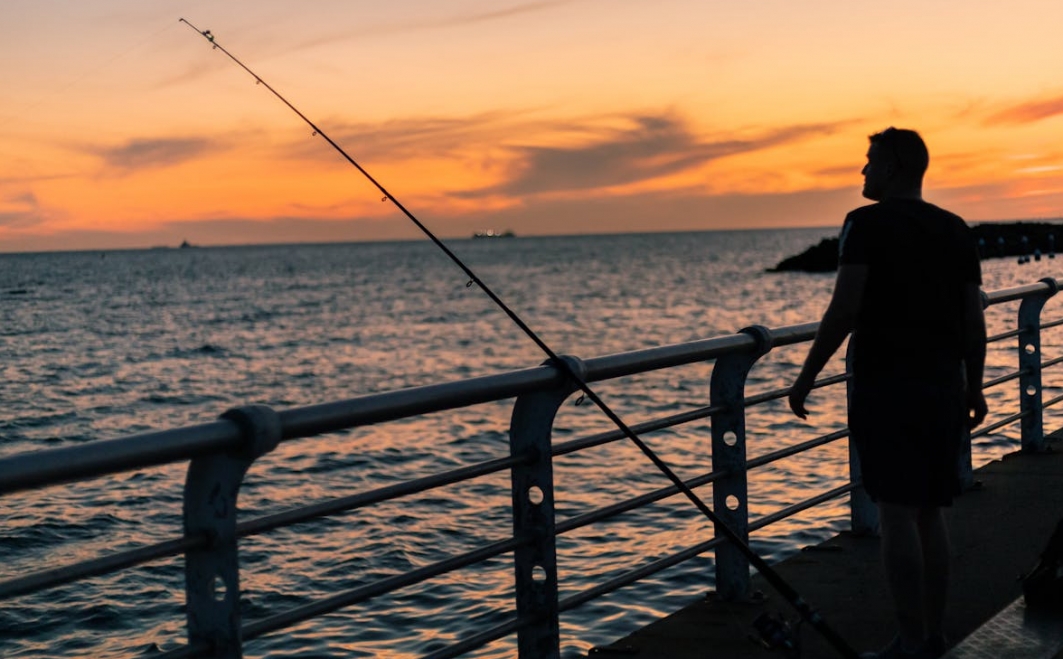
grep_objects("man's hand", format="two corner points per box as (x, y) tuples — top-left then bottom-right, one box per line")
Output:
(788, 375), (814, 420)
(967, 389), (988, 429)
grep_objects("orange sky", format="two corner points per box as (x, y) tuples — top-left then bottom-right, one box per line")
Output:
(2, 0), (1062, 252)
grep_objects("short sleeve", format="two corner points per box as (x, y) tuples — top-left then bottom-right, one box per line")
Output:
(838, 212), (871, 266)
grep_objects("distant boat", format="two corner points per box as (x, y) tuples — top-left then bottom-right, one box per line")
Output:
(179, 240), (195, 249)
(472, 229), (515, 239)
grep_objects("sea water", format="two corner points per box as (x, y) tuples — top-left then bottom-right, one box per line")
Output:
(0, 229), (1060, 658)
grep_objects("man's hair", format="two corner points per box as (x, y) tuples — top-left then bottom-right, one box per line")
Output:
(869, 127), (929, 182)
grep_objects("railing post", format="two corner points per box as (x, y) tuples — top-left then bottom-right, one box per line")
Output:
(1018, 278), (1058, 453)
(508, 356), (584, 659)
(184, 405), (282, 658)
(846, 341), (878, 535)
(709, 325), (772, 601)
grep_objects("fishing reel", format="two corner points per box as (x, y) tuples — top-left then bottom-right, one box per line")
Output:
(751, 612), (802, 658)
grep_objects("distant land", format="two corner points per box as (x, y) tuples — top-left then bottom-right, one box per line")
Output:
(769, 221), (1063, 273)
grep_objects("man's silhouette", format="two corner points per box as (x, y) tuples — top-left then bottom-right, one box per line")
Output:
(789, 128), (987, 658)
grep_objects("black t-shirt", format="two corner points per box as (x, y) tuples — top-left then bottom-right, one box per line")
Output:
(838, 199), (982, 378)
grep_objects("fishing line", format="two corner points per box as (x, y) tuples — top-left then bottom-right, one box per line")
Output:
(179, 18), (858, 659)
(5, 20), (179, 124)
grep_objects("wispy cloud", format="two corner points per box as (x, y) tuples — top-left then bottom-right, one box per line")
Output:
(0, 172), (76, 185)
(290, 0), (579, 52)
(461, 114), (844, 197)
(985, 92), (1063, 125)
(439, 0), (577, 25)
(0, 211), (44, 229)
(282, 110), (528, 163)
(92, 137), (217, 172)
(0, 191), (45, 229)
(280, 110), (847, 197)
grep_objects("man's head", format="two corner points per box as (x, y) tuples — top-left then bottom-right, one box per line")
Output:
(861, 127), (929, 201)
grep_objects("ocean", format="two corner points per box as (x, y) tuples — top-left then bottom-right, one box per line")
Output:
(1, 229), (1060, 658)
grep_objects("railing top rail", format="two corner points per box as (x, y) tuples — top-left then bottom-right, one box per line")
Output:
(984, 278), (1059, 305)
(0, 279), (1055, 497)
(0, 328), (769, 495)
(0, 421), (239, 496)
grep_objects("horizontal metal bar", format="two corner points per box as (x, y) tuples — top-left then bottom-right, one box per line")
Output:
(583, 318), (831, 383)
(970, 409), (1029, 439)
(556, 469), (723, 536)
(1043, 355), (1063, 370)
(1042, 393), (1063, 409)
(983, 369), (1026, 390)
(985, 280), (1057, 305)
(748, 484), (855, 532)
(277, 365), (561, 441)
(237, 453), (529, 539)
(551, 404), (720, 458)
(0, 420), (241, 496)
(420, 617), (526, 659)
(745, 371), (850, 409)
(746, 429), (850, 471)
(582, 332), (755, 381)
(767, 322), (823, 347)
(241, 535), (527, 642)
(1040, 317), (1063, 331)
(987, 328), (1022, 343)
(558, 532), (726, 614)
(0, 534), (206, 602)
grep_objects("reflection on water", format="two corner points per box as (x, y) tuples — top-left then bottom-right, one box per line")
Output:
(0, 231), (1060, 657)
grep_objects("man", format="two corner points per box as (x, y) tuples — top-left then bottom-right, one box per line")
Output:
(788, 128), (988, 659)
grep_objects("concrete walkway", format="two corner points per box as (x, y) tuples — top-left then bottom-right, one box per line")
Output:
(586, 434), (1063, 659)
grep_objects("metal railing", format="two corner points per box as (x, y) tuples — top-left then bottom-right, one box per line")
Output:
(1, 278), (1060, 658)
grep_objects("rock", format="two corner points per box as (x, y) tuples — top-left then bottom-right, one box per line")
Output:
(768, 221), (1063, 273)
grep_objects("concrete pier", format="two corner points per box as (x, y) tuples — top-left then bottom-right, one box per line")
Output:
(587, 434), (1063, 659)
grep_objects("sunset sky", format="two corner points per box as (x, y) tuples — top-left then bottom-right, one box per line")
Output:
(2, 0), (1062, 252)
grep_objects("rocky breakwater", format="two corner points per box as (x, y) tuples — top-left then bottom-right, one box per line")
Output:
(769, 221), (1063, 272)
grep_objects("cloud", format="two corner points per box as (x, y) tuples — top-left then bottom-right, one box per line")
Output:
(289, 0), (579, 51)
(985, 93), (1063, 125)
(0, 191), (46, 229)
(0, 172), (76, 185)
(0, 211), (44, 229)
(279, 110), (847, 199)
(461, 114), (844, 197)
(379, 0), (578, 32)
(282, 110), (526, 163)
(5, 192), (39, 207)
(93, 137), (216, 172)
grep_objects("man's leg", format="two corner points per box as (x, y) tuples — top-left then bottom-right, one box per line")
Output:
(878, 502), (925, 648)
(916, 506), (950, 641)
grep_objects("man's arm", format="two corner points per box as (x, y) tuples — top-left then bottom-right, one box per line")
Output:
(788, 264), (867, 419)
(962, 281), (988, 427)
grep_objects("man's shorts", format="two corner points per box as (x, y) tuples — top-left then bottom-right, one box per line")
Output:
(848, 371), (966, 507)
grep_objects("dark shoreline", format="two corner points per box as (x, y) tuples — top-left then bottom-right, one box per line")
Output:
(768, 221), (1063, 272)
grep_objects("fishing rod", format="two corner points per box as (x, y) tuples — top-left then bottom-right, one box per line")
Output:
(179, 19), (858, 659)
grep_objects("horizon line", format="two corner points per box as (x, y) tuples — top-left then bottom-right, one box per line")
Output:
(2, 217), (1062, 257)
